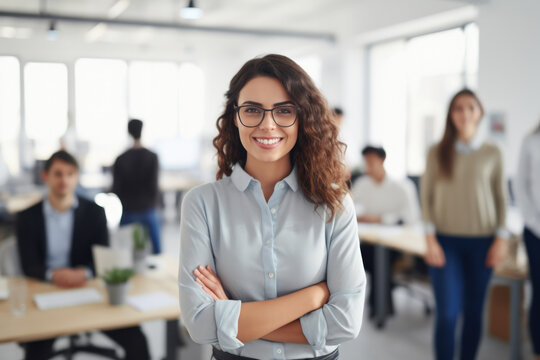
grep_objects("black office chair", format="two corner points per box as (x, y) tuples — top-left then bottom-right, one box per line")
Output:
(49, 333), (121, 360)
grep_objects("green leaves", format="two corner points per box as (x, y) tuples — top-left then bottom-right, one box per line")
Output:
(102, 268), (134, 284)
(133, 223), (148, 250)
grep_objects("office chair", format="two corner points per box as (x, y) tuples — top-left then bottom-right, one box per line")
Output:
(0, 237), (121, 359)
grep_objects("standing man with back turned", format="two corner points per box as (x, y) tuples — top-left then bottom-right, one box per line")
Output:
(113, 119), (161, 254)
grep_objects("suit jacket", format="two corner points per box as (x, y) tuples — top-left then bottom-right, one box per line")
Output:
(16, 197), (109, 281)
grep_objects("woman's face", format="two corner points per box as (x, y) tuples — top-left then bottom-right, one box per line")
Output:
(236, 76), (299, 166)
(451, 95), (483, 141)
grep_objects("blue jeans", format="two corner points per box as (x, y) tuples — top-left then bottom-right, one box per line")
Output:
(120, 209), (162, 254)
(429, 234), (494, 360)
(524, 227), (540, 355)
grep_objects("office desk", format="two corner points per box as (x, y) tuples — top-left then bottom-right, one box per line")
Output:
(0, 255), (181, 359)
(358, 224), (528, 360)
(2, 192), (42, 214)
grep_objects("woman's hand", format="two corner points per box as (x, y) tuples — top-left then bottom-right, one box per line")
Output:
(486, 237), (508, 268)
(424, 234), (446, 267)
(194, 265), (229, 300)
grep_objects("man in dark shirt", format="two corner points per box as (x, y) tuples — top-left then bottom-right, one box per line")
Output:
(113, 119), (161, 253)
(17, 150), (149, 360)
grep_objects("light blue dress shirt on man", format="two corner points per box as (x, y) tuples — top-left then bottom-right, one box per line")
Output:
(42, 196), (89, 281)
(179, 165), (366, 360)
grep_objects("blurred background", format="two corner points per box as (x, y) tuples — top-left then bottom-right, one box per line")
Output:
(0, 0), (538, 359)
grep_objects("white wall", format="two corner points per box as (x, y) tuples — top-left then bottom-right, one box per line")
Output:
(477, 0), (540, 176)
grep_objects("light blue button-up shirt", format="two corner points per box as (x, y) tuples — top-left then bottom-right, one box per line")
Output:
(179, 165), (366, 359)
(43, 196), (81, 281)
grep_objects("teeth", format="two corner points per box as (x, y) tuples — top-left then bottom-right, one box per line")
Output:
(256, 138), (280, 145)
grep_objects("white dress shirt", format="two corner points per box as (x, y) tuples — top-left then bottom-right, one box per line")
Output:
(516, 131), (540, 238)
(351, 174), (420, 225)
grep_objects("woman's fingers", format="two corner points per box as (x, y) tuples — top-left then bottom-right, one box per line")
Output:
(206, 265), (217, 277)
(196, 278), (218, 301)
(194, 265), (229, 300)
(199, 266), (219, 284)
(194, 269), (220, 291)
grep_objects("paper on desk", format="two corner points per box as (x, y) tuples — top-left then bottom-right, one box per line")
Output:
(127, 292), (178, 312)
(34, 288), (103, 310)
(0, 277), (8, 300)
(92, 245), (132, 277)
(357, 223), (404, 237)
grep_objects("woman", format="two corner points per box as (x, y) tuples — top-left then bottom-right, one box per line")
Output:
(515, 121), (540, 360)
(178, 54), (365, 360)
(421, 89), (508, 360)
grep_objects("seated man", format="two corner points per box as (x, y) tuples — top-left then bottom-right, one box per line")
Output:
(351, 145), (420, 317)
(16, 150), (149, 360)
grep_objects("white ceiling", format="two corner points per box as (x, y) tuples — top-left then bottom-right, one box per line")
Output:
(0, 0), (473, 57)
(0, 0), (471, 34)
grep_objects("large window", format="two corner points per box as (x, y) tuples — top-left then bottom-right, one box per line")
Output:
(178, 63), (205, 138)
(128, 61), (180, 145)
(75, 58), (128, 170)
(75, 59), (205, 170)
(0, 56), (21, 175)
(24, 62), (68, 160)
(368, 23), (479, 177)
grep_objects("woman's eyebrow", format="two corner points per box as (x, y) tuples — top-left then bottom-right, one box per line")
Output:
(239, 100), (294, 107)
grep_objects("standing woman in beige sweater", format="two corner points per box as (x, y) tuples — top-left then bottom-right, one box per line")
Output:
(421, 89), (508, 360)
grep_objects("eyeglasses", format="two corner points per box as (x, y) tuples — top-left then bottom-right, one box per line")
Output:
(235, 104), (300, 128)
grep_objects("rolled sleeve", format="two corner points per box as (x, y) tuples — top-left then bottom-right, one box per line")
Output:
(301, 194), (366, 349)
(215, 300), (244, 351)
(178, 187), (244, 350)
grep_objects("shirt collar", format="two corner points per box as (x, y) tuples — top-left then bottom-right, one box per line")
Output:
(283, 166), (299, 192)
(43, 195), (79, 215)
(455, 134), (483, 154)
(230, 164), (298, 193)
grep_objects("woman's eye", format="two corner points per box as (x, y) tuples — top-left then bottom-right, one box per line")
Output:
(276, 107), (292, 114)
(245, 107), (261, 114)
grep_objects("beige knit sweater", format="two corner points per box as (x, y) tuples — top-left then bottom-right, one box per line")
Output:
(420, 142), (507, 237)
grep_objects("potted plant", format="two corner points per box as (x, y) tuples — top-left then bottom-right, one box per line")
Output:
(132, 223), (148, 274)
(102, 268), (134, 306)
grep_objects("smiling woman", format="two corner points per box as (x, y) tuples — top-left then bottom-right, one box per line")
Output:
(178, 54), (366, 360)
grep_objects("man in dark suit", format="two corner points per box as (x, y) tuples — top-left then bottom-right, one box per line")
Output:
(17, 150), (150, 360)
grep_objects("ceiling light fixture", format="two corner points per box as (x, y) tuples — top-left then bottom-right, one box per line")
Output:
(180, 0), (203, 20)
(46, 20), (58, 40)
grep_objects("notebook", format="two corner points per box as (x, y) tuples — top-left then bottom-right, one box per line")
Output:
(34, 288), (104, 310)
(127, 291), (178, 312)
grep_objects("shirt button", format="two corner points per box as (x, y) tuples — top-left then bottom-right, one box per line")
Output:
(268, 272), (274, 279)
(271, 208), (276, 214)
(266, 240), (270, 245)
(279, 183), (284, 189)
(276, 348), (282, 354)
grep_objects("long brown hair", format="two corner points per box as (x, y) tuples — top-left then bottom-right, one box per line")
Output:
(437, 88), (484, 179)
(213, 54), (348, 220)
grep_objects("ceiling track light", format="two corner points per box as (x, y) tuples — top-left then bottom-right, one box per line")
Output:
(180, 0), (203, 20)
(46, 20), (58, 40)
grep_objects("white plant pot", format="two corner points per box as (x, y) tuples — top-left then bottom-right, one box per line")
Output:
(106, 282), (129, 306)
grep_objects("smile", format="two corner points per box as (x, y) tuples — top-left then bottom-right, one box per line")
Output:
(254, 137), (282, 145)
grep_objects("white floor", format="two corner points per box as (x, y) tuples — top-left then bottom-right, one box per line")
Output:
(0, 216), (535, 360)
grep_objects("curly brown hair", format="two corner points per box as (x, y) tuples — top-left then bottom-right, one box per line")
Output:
(438, 88), (484, 179)
(213, 54), (348, 220)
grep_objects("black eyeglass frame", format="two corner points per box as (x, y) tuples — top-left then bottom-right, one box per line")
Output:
(234, 104), (301, 128)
